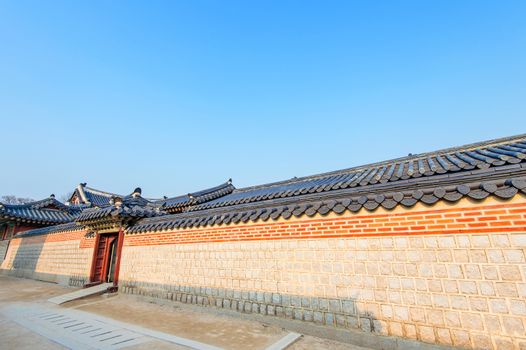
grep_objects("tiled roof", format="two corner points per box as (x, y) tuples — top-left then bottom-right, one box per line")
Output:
(17, 222), (84, 237)
(0, 197), (77, 225)
(156, 180), (235, 212)
(76, 205), (163, 223)
(26, 197), (69, 210)
(72, 183), (120, 207)
(13, 134), (526, 236)
(127, 176), (526, 234)
(188, 135), (526, 213)
(76, 189), (164, 224)
(14, 181), (233, 235)
(126, 134), (526, 233)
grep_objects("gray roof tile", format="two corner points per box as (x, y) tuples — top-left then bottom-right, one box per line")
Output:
(15, 134), (526, 237)
(126, 176), (526, 234)
(0, 197), (78, 224)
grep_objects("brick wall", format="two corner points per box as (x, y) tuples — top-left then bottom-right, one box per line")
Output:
(123, 201), (526, 246)
(0, 230), (95, 286)
(119, 196), (526, 350)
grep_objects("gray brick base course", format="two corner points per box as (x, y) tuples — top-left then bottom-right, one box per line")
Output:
(120, 282), (369, 330)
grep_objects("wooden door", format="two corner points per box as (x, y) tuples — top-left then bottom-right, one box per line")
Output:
(92, 235), (109, 283)
(89, 231), (123, 287)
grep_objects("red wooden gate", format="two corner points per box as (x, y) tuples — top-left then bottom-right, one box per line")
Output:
(89, 233), (119, 284)
(92, 235), (109, 283)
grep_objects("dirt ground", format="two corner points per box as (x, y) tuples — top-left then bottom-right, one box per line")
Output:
(0, 276), (72, 350)
(67, 293), (286, 350)
(0, 275), (371, 350)
(66, 292), (370, 350)
(0, 275), (76, 303)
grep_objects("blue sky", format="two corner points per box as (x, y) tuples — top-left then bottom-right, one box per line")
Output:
(1, 1), (525, 200)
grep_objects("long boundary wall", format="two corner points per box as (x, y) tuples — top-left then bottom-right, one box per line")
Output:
(119, 196), (526, 350)
(1, 196), (525, 349)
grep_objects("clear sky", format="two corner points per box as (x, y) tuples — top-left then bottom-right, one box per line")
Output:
(1, 1), (525, 200)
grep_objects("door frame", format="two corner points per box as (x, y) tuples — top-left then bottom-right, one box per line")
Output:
(88, 229), (124, 287)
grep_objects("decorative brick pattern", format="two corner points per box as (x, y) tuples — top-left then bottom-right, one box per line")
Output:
(124, 202), (526, 246)
(7, 229), (90, 245)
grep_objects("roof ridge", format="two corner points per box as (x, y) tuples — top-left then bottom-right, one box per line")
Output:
(127, 176), (526, 233)
(26, 206), (71, 212)
(0, 197), (63, 209)
(234, 133), (526, 192)
(83, 186), (120, 197)
(189, 179), (233, 197)
(158, 180), (233, 203)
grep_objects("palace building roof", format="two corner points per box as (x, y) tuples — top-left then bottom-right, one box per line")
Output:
(0, 196), (79, 225)
(15, 133), (526, 237)
(68, 183), (119, 207)
(75, 188), (165, 230)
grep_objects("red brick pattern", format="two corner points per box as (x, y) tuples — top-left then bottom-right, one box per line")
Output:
(7, 202), (526, 248)
(124, 202), (526, 247)
(9, 230), (95, 248)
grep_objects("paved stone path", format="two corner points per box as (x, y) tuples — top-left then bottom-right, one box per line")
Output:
(3, 303), (306, 350)
(0, 276), (378, 350)
(3, 303), (233, 350)
(3, 304), (151, 350)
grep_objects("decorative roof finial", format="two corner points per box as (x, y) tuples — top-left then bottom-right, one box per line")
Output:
(113, 196), (123, 208)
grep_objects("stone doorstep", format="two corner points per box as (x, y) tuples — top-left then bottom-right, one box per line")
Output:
(126, 292), (459, 350)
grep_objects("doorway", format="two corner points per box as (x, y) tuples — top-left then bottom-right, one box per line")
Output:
(90, 232), (120, 284)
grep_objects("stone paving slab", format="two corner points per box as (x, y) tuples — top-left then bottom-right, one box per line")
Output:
(47, 283), (113, 305)
(0, 317), (68, 350)
(3, 304), (151, 350)
(2, 303), (243, 350)
(264, 333), (302, 350)
(3, 303), (310, 350)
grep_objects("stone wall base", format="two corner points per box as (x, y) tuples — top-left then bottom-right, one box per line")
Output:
(1, 268), (88, 287)
(120, 282), (377, 333)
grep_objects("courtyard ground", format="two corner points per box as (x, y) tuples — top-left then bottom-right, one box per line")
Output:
(0, 275), (372, 350)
